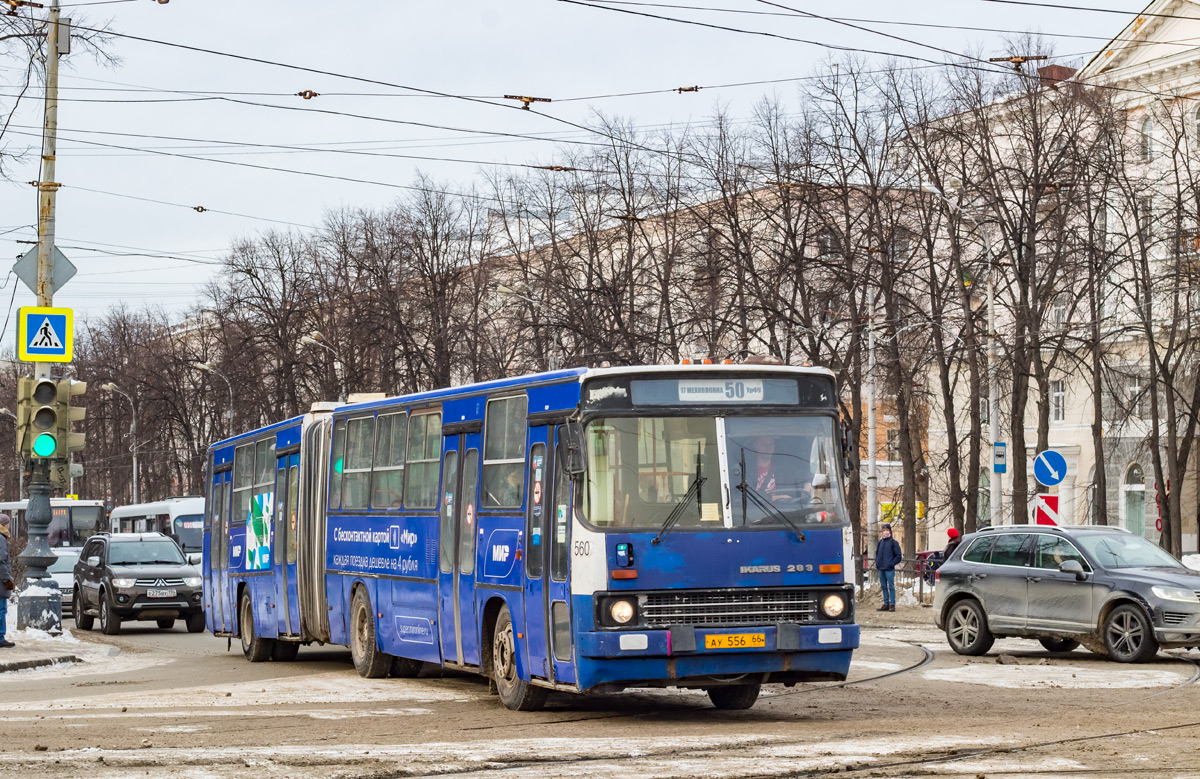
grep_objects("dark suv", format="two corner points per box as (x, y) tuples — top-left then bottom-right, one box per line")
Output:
(934, 525), (1200, 662)
(72, 532), (204, 635)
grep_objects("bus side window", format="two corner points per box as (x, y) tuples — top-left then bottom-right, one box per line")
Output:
(405, 412), (443, 509)
(233, 443), (253, 525)
(342, 416), (376, 511)
(329, 418), (346, 511)
(371, 412), (407, 510)
(482, 396), (528, 509)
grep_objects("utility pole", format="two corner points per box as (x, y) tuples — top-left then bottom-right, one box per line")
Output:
(17, 0), (66, 633)
(984, 228), (1001, 526)
(865, 304), (878, 564)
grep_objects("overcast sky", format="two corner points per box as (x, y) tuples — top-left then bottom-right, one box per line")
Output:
(0, 0), (1142, 334)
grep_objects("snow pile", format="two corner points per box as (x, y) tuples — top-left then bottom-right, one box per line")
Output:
(19, 584), (61, 598)
(1183, 554), (1200, 571)
(11, 625), (80, 644)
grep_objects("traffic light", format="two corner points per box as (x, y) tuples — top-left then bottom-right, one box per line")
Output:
(57, 378), (86, 455)
(30, 377), (60, 458)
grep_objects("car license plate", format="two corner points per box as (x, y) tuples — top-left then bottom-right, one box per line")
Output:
(704, 633), (766, 649)
(147, 588), (176, 598)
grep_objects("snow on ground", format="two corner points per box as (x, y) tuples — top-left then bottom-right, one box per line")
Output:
(923, 662), (1185, 689)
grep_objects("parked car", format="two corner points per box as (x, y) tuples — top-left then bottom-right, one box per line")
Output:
(48, 547), (81, 610)
(934, 525), (1200, 663)
(72, 532), (204, 635)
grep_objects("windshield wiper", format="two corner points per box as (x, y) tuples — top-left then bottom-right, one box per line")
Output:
(651, 452), (706, 545)
(738, 447), (806, 542)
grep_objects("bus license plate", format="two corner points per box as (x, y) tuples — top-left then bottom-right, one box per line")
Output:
(705, 633), (765, 649)
(147, 588), (176, 598)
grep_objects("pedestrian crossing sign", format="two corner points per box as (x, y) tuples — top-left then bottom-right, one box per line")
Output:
(17, 306), (73, 363)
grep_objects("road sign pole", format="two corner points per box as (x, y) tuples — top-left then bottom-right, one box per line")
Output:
(18, 0), (65, 632)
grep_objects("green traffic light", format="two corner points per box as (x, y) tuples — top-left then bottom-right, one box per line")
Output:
(32, 431), (57, 457)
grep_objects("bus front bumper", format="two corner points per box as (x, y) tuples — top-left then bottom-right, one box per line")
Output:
(576, 622), (859, 659)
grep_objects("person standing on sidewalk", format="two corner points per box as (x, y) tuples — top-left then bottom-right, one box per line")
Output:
(0, 513), (14, 648)
(874, 522), (902, 612)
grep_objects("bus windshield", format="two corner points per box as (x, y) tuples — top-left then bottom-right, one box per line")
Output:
(173, 514), (204, 551)
(583, 415), (847, 530)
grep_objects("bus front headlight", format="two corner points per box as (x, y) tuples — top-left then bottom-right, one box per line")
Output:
(821, 593), (846, 619)
(610, 600), (635, 624)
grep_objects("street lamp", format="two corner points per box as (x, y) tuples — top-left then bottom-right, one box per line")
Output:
(192, 361), (235, 432)
(300, 331), (346, 402)
(923, 182), (1001, 527)
(100, 382), (138, 504)
(0, 407), (22, 499)
(496, 283), (562, 370)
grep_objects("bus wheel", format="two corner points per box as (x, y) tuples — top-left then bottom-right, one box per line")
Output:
(272, 641), (299, 662)
(239, 592), (274, 662)
(350, 588), (390, 678)
(99, 591), (121, 636)
(492, 604), (547, 711)
(73, 589), (94, 631)
(708, 683), (761, 710)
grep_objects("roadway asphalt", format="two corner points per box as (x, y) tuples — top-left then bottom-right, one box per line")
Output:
(2, 608), (1199, 778)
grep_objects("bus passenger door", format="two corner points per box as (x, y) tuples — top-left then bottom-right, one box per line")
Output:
(437, 440), (462, 663)
(210, 469), (233, 633)
(547, 426), (577, 684)
(523, 430), (551, 679)
(274, 453), (301, 636)
(456, 438), (481, 666)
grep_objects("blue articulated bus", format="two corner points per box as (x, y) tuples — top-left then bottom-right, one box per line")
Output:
(203, 364), (859, 710)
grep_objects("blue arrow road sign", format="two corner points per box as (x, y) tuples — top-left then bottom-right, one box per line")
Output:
(1034, 449), (1067, 488)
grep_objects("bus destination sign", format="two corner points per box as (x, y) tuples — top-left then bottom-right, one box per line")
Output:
(677, 379), (764, 402)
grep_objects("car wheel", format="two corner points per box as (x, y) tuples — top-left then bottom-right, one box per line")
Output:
(349, 588), (390, 678)
(708, 683), (761, 710)
(945, 599), (994, 656)
(99, 591), (121, 636)
(239, 592), (274, 662)
(186, 611), (206, 634)
(271, 641), (299, 662)
(156, 618), (176, 630)
(1039, 637), (1080, 653)
(492, 604), (547, 711)
(73, 588), (94, 631)
(1103, 604), (1159, 663)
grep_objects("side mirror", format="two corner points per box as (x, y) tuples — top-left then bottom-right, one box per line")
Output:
(559, 421), (588, 477)
(188, 553), (202, 566)
(86, 555), (100, 568)
(1059, 559), (1087, 581)
(812, 472), (830, 488)
(840, 420), (856, 475)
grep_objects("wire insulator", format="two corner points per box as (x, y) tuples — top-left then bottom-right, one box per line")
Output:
(296, 90), (320, 100)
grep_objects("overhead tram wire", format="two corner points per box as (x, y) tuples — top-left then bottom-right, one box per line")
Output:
(589, 0), (1200, 49)
(66, 185), (320, 229)
(6, 129), (511, 204)
(973, 0), (1200, 21)
(558, 0), (1200, 116)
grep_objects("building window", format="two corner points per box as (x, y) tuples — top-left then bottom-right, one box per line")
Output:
(1140, 115), (1153, 162)
(1123, 463), (1146, 537)
(980, 395), (989, 426)
(885, 428), (899, 461)
(1050, 294), (1069, 332)
(816, 230), (840, 259)
(1051, 380), (1066, 423)
(1138, 196), (1154, 242)
(1127, 375), (1148, 419)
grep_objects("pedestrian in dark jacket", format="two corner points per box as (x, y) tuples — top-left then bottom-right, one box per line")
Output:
(944, 527), (962, 560)
(0, 513), (14, 648)
(874, 523), (902, 611)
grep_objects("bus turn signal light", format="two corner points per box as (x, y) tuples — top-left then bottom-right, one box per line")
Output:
(611, 569), (638, 580)
(819, 564), (842, 574)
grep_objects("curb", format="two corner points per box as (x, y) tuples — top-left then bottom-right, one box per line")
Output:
(0, 655), (80, 673)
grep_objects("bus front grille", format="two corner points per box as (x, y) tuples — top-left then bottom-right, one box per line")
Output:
(641, 589), (817, 627)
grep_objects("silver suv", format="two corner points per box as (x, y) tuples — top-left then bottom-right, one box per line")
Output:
(934, 525), (1200, 662)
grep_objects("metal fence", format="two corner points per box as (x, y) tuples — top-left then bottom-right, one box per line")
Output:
(853, 554), (939, 606)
